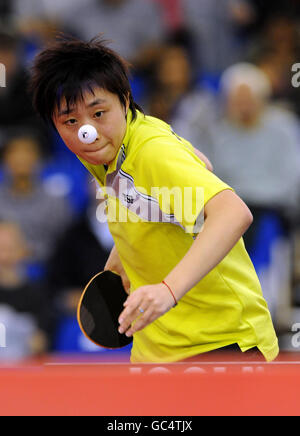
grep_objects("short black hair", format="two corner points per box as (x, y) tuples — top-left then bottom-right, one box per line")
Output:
(29, 34), (143, 127)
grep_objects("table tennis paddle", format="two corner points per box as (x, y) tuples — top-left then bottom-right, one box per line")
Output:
(77, 270), (133, 349)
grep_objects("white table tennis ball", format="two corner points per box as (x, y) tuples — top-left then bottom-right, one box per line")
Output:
(78, 125), (98, 144)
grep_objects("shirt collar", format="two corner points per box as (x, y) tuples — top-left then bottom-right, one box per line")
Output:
(107, 108), (137, 174)
(77, 109), (140, 181)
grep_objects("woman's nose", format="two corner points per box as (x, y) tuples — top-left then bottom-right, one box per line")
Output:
(78, 124), (99, 144)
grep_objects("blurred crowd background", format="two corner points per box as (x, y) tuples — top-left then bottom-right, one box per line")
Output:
(0, 0), (300, 361)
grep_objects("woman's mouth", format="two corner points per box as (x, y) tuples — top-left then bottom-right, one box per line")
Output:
(84, 144), (109, 153)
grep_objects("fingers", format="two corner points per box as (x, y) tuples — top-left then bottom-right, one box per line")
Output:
(125, 308), (154, 337)
(118, 284), (174, 337)
(118, 299), (148, 335)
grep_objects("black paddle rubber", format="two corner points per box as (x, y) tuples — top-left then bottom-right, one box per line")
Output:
(77, 271), (133, 349)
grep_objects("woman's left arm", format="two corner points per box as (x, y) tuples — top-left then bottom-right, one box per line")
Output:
(193, 148), (214, 172)
(118, 189), (253, 336)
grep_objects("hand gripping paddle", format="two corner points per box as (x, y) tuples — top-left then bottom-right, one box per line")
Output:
(77, 270), (133, 349)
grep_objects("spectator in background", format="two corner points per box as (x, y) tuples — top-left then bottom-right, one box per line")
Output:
(249, 0), (300, 32)
(12, 0), (166, 74)
(11, 0), (81, 44)
(211, 63), (300, 217)
(249, 14), (300, 117)
(209, 62), (300, 325)
(0, 130), (72, 268)
(47, 181), (116, 353)
(181, 0), (256, 75)
(11, 0), (168, 109)
(0, 29), (46, 145)
(0, 221), (54, 361)
(152, 0), (184, 33)
(47, 181), (114, 316)
(147, 42), (217, 160)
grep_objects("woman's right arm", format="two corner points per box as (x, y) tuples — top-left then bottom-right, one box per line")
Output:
(104, 245), (131, 294)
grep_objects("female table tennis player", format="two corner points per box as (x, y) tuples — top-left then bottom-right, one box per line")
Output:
(29, 35), (279, 363)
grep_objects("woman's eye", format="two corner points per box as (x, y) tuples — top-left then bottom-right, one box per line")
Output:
(65, 119), (77, 125)
(94, 111), (103, 118)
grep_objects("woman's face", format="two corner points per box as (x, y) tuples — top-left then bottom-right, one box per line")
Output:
(54, 87), (129, 165)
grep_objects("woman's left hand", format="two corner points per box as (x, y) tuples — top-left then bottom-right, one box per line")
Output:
(118, 283), (175, 337)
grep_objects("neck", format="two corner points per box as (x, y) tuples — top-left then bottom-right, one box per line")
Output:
(228, 112), (261, 129)
(10, 176), (34, 194)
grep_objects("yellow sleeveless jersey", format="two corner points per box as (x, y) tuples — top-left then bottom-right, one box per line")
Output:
(78, 110), (279, 362)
